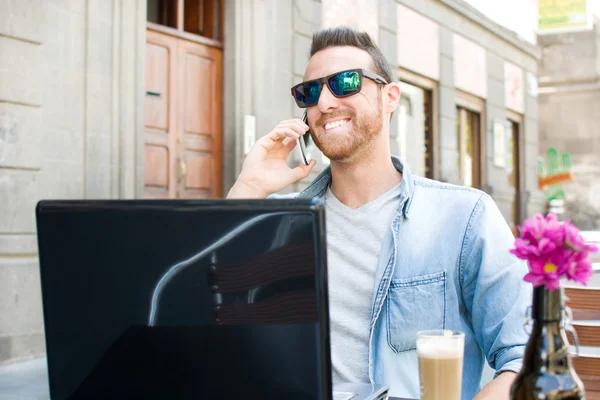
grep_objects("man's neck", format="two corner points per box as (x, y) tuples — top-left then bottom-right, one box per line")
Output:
(329, 146), (402, 209)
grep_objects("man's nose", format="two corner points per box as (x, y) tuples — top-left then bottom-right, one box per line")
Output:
(317, 85), (339, 113)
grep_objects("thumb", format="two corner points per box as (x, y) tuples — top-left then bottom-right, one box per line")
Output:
(292, 159), (317, 181)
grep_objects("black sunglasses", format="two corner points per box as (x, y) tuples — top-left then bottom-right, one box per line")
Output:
(291, 68), (389, 108)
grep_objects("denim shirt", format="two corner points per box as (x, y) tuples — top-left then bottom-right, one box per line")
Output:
(272, 156), (531, 399)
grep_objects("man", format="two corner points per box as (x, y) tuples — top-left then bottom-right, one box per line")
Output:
(227, 26), (530, 400)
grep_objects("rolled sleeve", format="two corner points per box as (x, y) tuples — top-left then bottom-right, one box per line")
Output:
(493, 346), (525, 377)
(460, 194), (532, 378)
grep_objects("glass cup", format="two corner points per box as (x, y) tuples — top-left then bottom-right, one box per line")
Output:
(416, 330), (465, 400)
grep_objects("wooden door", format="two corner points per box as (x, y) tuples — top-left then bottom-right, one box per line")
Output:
(144, 31), (178, 198)
(177, 40), (222, 198)
(144, 29), (222, 199)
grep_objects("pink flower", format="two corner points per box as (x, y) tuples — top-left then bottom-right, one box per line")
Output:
(511, 213), (596, 291)
(566, 258), (594, 285)
(565, 220), (599, 253)
(518, 214), (547, 245)
(509, 238), (539, 260)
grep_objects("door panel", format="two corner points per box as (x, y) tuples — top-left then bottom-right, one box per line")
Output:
(144, 28), (222, 199)
(144, 31), (178, 199)
(184, 53), (214, 135)
(184, 151), (213, 191)
(178, 39), (222, 198)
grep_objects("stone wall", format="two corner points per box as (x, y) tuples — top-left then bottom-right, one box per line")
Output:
(0, 0), (146, 364)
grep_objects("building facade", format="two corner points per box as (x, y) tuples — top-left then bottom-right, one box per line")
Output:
(538, 20), (600, 230)
(0, 0), (543, 364)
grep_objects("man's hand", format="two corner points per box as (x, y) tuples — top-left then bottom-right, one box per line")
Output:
(474, 371), (516, 400)
(227, 118), (317, 199)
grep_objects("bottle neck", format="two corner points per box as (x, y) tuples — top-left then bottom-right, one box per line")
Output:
(531, 286), (564, 323)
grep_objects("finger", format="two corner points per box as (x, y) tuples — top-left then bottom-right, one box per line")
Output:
(276, 122), (309, 136)
(292, 159), (317, 181)
(265, 128), (300, 143)
(279, 118), (309, 130)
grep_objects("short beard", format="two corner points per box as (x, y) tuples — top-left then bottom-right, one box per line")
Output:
(310, 96), (383, 162)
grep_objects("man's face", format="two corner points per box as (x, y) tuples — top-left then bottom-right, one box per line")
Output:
(303, 46), (384, 162)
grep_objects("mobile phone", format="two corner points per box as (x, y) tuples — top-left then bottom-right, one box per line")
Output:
(298, 112), (311, 165)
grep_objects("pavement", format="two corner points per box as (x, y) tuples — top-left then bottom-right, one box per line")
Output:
(0, 358), (49, 400)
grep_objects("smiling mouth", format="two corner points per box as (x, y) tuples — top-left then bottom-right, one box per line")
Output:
(324, 119), (350, 131)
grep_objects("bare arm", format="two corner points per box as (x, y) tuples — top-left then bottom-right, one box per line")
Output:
(474, 371), (516, 400)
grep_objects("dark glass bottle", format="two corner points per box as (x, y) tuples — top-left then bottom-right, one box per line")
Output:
(511, 286), (585, 399)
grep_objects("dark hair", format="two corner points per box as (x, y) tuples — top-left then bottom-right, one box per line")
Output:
(310, 26), (394, 84)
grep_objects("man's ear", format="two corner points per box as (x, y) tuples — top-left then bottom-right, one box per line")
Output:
(383, 83), (401, 114)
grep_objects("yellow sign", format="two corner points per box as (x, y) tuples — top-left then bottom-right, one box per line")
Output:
(538, 0), (588, 31)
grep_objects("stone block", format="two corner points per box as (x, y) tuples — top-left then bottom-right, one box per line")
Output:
(86, 133), (111, 169)
(86, 74), (113, 135)
(0, 260), (44, 337)
(525, 165), (539, 193)
(0, 103), (43, 169)
(439, 115), (457, 151)
(0, 37), (43, 106)
(0, 234), (38, 256)
(37, 160), (84, 200)
(0, 169), (39, 233)
(440, 26), (454, 58)
(524, 119), (538, 145)
(51, 0), (86, 14)
(292, 0), (321, 37)
(379, 28), (397, 70)
(43, 128), (84, 164)
(398, 0), (425, 15)
(422, 0), (444, 23)
(486, 163), (510, 194)
(440, 55), (453, 87)
(43, 4), (86, 70)
(293, 34), (311, 76)
(380, 0), (397, 32)
(0, 0), (45, 44)
(525, 142), (538, 170)
(86, 20), (114, 78)
(439, 147), (460, 185)
(487, 52), (504, 81)
(0, 333), (46, 364)
(525, 93), (538, 121)
(85, 132), (113, 199)
(85, 166), (112, 199)
(439, 85), (456, 119)
(88, 0), (113, 24)
(42, 70), (85, 132)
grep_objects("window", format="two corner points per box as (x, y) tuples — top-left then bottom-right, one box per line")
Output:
(455, 92), (485, 189)
(506, 112), (523, 227)
(396, 71), (438, 179)
(147, 0), (223, 41)
(455, 107), (481, 188)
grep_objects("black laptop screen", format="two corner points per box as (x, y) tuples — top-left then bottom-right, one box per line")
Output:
(35, 200), (330, 400)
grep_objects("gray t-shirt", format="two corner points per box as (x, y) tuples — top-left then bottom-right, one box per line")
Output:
(325, 182), (403, 383)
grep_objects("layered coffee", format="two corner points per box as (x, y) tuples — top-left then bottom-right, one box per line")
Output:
(416, 330), (464, 400)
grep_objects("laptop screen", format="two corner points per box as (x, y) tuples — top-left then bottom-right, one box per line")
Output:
(36, 200), (330, 399)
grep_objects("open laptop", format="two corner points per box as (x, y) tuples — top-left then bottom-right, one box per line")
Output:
(36, 199), (388, 400)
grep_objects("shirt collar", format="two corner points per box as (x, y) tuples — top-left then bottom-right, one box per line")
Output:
(297, 155), (415, 218)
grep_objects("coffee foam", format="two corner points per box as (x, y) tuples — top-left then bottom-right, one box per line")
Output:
(416, 336), (464, 359)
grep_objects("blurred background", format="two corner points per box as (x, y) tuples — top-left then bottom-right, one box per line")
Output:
(1, 0), (599, 394)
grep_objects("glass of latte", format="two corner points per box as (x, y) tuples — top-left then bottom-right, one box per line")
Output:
(416, 330), (465, 400)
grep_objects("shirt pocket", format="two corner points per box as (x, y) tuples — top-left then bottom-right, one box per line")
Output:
(386, 270), (446, 353)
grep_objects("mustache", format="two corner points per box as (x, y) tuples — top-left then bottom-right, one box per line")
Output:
(315, 110), (356, 128)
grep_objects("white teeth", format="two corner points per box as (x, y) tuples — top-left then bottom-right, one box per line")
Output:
(325, 119), (348, 130)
